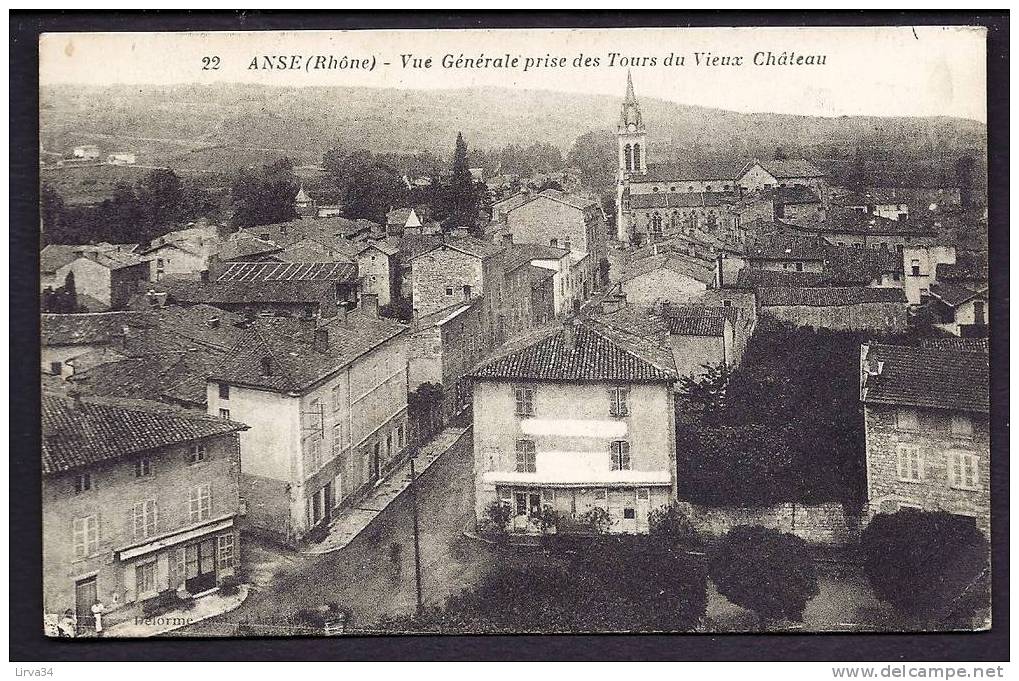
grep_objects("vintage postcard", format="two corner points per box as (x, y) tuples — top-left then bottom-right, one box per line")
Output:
(36, 25), (991, 640)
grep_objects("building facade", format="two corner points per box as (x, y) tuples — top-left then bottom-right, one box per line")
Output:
(42, 394), (246, 633)
(470, 318), (679, 534)
(860, 343), (990, 535)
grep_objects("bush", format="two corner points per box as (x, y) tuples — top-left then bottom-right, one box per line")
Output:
(577, 507), (613, 534)
(708, 525), (819, 626)
(648, 503), (700, 546)
(860, 509), (989, 627)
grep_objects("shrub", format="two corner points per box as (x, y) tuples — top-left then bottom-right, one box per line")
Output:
(577, 507), (613, 534)
(860, 509), (989, 626)
(708, 525), (819, 626)
(648, 503), (700, 546)
(482, 500), (512, 533)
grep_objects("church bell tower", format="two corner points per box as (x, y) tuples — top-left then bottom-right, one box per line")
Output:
(616, 71), (647, 242)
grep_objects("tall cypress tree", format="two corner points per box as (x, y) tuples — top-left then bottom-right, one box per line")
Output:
(444, 132), (480, 233)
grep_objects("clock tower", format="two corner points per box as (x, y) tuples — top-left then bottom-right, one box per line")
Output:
(616, 71), (647, 242)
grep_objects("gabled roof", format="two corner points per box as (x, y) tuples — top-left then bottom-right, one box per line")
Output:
(537, 188), (599, 212)
(209, 310), (407, 393)
(805, 210), (936, 237)
(757, 286), (907, 307)
(215, 261), (357, 283)
(621, 253), (716, 285)
(358, 237), (401, 257)
(861, 343), (988, 413)
(748, 158), (826, 179)
(755, 185), (821, 205)
(41, 311), (156, 346)
(822, 246), (902, 284)
(920, 337), (988, 354)
(492, 192), (534, 213)
(929, 281), (987, 308)
(412, 300), (477, 331)
(470, 318), (677, 383)
(640, 161), (744, 183)
(740, 234), (828, 261)
(163, 277), (339, 305)
(410, 235), (504, 262)
(217, 233), (282, 261)
(734, 268), (827, 289)
(42, 393), (247, 475)
(41, 245), (84, 273)
(502, 242), (570, 272)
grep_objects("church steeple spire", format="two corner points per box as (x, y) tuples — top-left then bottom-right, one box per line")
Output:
(619, 70), (644, 131)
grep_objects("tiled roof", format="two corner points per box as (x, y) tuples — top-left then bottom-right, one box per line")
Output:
(822, 246), (902, 284)
(742, 234), (828, 261)
(621, 253), (716, 285)
(40, 245), (83, 273)
(806, 210), (936, 237)
(758, 286), (907, 307)
(920, 337), (989, 354)
(41, 311), (155, 346)
(627, 191), (736, 210)
(164, 277), (339, 305)
(936, 251), (988, 283)
(755, 185), (821, 205)
(530, 264), (557, 286)
(493, 193), (534, 213)
(217, 234), (282, 261)
(209, 310), (407, 392)
(734, 268), (827, 289)
(667, 316), (726, 337)
(503, 242), (570, 272)
(412, 300), (477, 330)
(215, 261), (357, 283)
(538, 188), (599, 211)
(929, 281), (987, 307)
(640, 161), (744, 183)
(861, 343), (989, 413)
(471, 318), (677, 383)
(755, 159), (826, 179)
(387, 208), (415, 224)
(359, 237), (401, 257)
(274, 240), (357, 264)
(41, 244), (145, 272)
(410, 235), (504, 261)
(41, 393), (247, 475)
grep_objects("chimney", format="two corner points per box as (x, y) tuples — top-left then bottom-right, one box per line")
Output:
(562, 317), (582, 348)
(360, 293), (379, 317)
(200, 269), (210, 283)
(314, 327), (330, 353)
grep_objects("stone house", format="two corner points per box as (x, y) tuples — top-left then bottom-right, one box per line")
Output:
(735, 159), (829, 204)
(51, 249), (150, 311)
(206, 307), (409, 545)
(42, 393), (247, 632)
(619, 253), (716, 308)
(860, 343), (990, 535)
(408, 300), (484, 422)
(901, 244), (957, 305)
(41, 311), (154, 379)
(386, 208), (422, 237)
(357, 239), (400, 307)
(757, 286), (908, 333)
(470, 317), (679, 534)
(780, 208), (937, 251)
(140, 225), (223, 282)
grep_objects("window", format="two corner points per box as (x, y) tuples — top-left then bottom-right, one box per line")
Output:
(896, 444), (923, 482)
(795, 262), (804, 272)
(611, 441), (631, 471)
(219, 408), (231, 420)
(189, 443), (207, 464)
(444, 286), (454, 296)
(308, 438), (323, 472)
(72, 516), (99, 558)
(134, 457), (153, 478)
(564, 238), (572, 251)
(514, 386), (534, 416)
(331, 383), (343, 412)
(949, 451), (980, 490)
(896, 409), (919, 431)
(397, 423), (406, 448)
(950, 414), (973, 438)
(74, 472), (91, 494)
(218, 533), (236, 569)
(550, 238), (558, 248)
(50, 361), (62, 375)
(218, 383), (230, 400)
(188, 485), (212, 523)
(637, 488), (650, 500)
(608, 387), (629, 417)
(515, 440), (536, 473)
(910, 259), (921, 276)
(623, 508), (636, 519)
(133, 500), (158, 539)
(307, 398), (322, 431)
(136, 562), (157, 596)
(332, 423), (342, 458)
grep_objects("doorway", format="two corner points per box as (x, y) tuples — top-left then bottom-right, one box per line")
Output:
(185, 540), (217, 594)
(74, 576), (97, 634)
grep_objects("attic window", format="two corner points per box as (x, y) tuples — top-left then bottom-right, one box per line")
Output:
(260, 357), (273, 376)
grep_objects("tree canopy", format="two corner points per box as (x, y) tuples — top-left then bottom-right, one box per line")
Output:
(230, 158), (300, 228)
(708, 525), (819, 626)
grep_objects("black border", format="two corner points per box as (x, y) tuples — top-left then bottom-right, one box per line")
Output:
(10, 10), (1009, 662)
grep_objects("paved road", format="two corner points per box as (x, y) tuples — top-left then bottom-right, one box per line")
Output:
(172, 428), (500, 636)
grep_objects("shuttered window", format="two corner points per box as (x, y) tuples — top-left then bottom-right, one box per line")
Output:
(133, 500), (158, 539)
(188, 485), (212, 523)
(73, 516), (99, 559)
(515, 440), (536, 473)
(611, 441), (631, 471)
(609, 387), (629, 417)
(949, 452), (980, 490)
(896, 444), (923, 482)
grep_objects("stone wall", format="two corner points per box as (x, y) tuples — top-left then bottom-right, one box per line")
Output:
(677, 499), (865, 545)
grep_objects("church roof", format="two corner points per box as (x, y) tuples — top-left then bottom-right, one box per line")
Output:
(639, 161), (744, 183)
(618, 70), (644, 130)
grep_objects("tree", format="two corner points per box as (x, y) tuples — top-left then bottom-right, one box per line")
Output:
(40, 183), (66, 244)
(648, 502), (700, 546)
(677, 363), (731, 419)
(860, 509), (989, 627)
(708, 526), (819, 627)
(230, 158), (299, 228)
(442, 132), (483, 234)
(137, 168), (184, 227)
(376, 534), (707, 633)
(323, 147), (408, 224)
(567, 130), (617, 193)
(774, 146), (789, 160)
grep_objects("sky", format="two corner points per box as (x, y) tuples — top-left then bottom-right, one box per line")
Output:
(39, 26), (987, 122)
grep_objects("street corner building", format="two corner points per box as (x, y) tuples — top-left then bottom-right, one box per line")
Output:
(41, 393), (248, 635)
(205, 306), (411, 545)
(860, 341), (990, 535)
(468, 315), (681, 534)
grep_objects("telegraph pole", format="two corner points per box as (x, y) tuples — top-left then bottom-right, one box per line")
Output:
(409, 455), (423, 615)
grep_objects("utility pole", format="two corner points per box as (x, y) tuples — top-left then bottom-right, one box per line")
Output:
(409, 455), (423, 616)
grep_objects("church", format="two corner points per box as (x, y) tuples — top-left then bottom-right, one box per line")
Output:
(614, 73), (829, 245)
